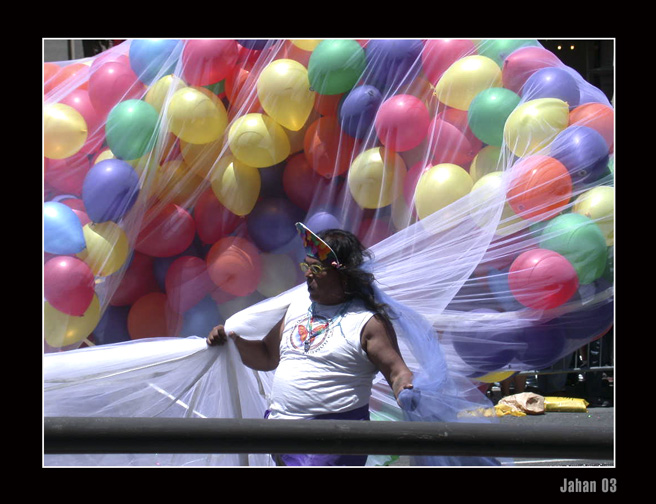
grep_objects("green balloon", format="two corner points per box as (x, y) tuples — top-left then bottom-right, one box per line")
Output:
(539, 213), (609, 285)
(308, 40), (366, 95)
(468, 88), (520, 146)
(106, 99), (160, 161)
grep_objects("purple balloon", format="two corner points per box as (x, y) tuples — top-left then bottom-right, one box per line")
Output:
(514, 320), (567, 369)
(364, 40), (424, 91)
(549, 125), (610, 187)
(339, 85), (382, 139)
(305, 210), (343, 232)
(521, 66), (580, 108)
(82, 159), (140, 223)
(93, 305), (131, 345)
(247, 198), (304, 252)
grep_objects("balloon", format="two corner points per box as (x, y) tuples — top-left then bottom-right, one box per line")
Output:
(166, 86), (228, 145)
(92, 305), (131, 345)
(193, 188), (242, 244)
(109, 251), (160, 306)
(43, 103), (88, 159)
(77, 221), (130, 276)
(128, 292), (178, 339)
(364, 39), (424, 91)
(82, 158), (140, 223)
(339, 85), (383, 139)
(210, 155), (261, 216)
(135, 204), (196, 257)
(305, 209), (343, 232)
(44, 62), (62, 95)
(257, 59), (315, 131)
(347, 147), (407, 209)
(106, 99), (160, 160)
(475, 39), (539, 66)
(506, 155), (572, 222)
(87, 61), (145, 116)
(282, 153), (330, 210)
(473, 370), (516, 384)
(44, 151), (90, 195)
(434, 55), (502, 111)
(467, 87), (521, 146)
(145, 74), (186, 113)
(572, 186), (614, 246)
(224, 64), (263, 116)
(165, 255), (215, 313)
(44, 294), (101, 348)
(179, 295), (223, 337)
(539, 213), (608, 285)
(420, 39), (477, 85)
(59, 88), (105, 154)
(501, 45), (563, 94)
(43, 201), (86, 255)
(129, 39), (182, 85)
(425, 117), (481, 168)
(45, 62), (90, 95)
(43, 256), (95, 316)
(508, 249), (579, 310)
(257, 253), (299, 297)
(308, 40), (366, 95)
(414, 163), (473, 220)
(228, 113), (290, 168)
(206, 236), (262, 296)
(521, 66), (580, 108)
(469, 145), (502, 182)
(513, 320), (567, 368)
(246, 197), (304, 252)
(181, 39), (239, 86)
(549, 125), (610, 188)
(374, 94), (430, 152)
(503, 98), (570, 157)
(304, 116), (360, 178)
(469, 172), (522, 237)
(569, 102), (614, 151)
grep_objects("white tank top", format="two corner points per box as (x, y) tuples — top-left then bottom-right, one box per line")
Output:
(267, 296), (378, 419)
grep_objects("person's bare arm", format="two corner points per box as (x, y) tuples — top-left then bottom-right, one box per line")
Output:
(207, 316), (284, 371)
(361, 314), (413, 402)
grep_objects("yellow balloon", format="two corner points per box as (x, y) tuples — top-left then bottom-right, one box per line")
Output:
(44, 103), (88, 159)
(469, 171), (523, 236)
(503, 98), (569, 157)
(469, 145), (502, 183)
(166, 86), (228, 144)
(44, 294), (101, 348)
(414, 163), (473, 220)
(257, 59), (316, 131)
(180, 137), (226, 179)
(291, 40), (322, 51)
(77, 222), (130, 277)
(473, 370), (516, 383)
(228, 113), (291, 168)
(348, 148), (407, 209)
(434, 55), (502, 111)
(92, 147), (117, 165)
(145, 74), (186, 113)
(573, 186), (615, 246)
(211, 155), (261, 216)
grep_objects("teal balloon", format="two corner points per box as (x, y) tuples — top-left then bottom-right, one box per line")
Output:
(308, 40), (366, 95)
(475, 39), (539, 66)
(44, 201), (86, 255)
(129, 39), (182, 85)
(468, 88), (521, 146)
(106, 99), (159, 161)
(539, 213), (608, 285)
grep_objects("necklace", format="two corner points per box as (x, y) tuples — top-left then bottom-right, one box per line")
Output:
(300, 300), (352, 353)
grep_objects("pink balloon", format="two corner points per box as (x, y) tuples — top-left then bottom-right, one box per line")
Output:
(182, 39), (240, 86)
(375, 94), (430, 152)
(193, 188), (242, 245)
(165, 256), (215, 313)
(206, 236), (262, 297)
(404, 161), (430, 207)
(501, 46), (563, 94)
(88, 61), (146, 116)
(44, 256), (95, 316)
(110, 252), (160, 306)
(426, 118), (480, 168)
(44, 151), (90, 196)
(508, 249), (579, 310)
(135, 204), (196, 258)
(421, 39), (477, 84)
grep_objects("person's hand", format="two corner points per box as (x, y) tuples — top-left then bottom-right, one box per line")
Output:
(397, 387), (420, 412)
(207, 325), (238, 346)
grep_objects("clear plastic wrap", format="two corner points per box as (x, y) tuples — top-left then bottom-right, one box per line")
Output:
(43, 39), (614, 466)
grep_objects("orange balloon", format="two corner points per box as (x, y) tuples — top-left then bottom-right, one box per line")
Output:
(128, 292), (180, 339)
(44, 62), (62, 95)
(304, 116), (360, 178)
(225, 64), (263, 118)
(569, 102), (614, 152)
(206, 236), (262, 297)
(46, 63), (90, 93)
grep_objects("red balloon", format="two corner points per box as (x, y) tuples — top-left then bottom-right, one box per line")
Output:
(128, 292), (180, 339)
(182, 39), (240, 86)
(224, 63), (263, 118)
(506, 155), (572, 222)
(88, 61), (145, 116)
(206, 236), (262, 297)
(501, 46), (562, 94)
(304, 116), (360, 178)
(508, 249), (579, 310)
(110, 252), (160, 306)
(375, 94), (430, 152)
(135, 204), (196, 257)
(421, 39), (477, 85)
(282, 153), (325, 210)
(44, 256), (95, 316)
(193, 188), (242, 245)
(165, 256), (215, 313)
(44, 151), (90, 195)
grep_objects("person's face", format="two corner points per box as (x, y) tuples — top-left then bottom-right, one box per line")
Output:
(302, 256), (345, 304)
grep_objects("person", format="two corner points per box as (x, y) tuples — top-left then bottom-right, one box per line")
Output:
(207, 223), (414, 466)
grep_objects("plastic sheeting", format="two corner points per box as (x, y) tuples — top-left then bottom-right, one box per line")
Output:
(43, 39), (614, 466)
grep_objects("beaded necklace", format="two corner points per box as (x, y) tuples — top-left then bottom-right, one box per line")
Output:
(301, 300), (352, 353)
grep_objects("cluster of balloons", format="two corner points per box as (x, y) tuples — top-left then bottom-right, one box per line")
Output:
(44, 39), (614, 379)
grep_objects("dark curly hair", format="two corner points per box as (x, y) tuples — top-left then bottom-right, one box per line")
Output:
(317, 228), (393, 320)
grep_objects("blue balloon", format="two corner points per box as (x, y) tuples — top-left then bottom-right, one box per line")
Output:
(338, 85), (382, 139)
(237, 40), (273, 51)
(129, 39), (183, 85)
(514, 320), (567, 368)
(549, 125), (610, 188)
(180, 296), (223, 337)
(521, 66), (580, 108)
(93, 305), (131, 345)
(82, 159), (140, 223)
(364, 40), (424, 91)
(247, 198), (303, 252)
(305, 210), (343, 232)
(44, 201), (86, 255)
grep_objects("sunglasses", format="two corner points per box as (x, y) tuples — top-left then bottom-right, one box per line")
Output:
(299, 262), (330, 275)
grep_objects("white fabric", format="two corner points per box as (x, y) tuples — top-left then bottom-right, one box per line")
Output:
(268, 295), (377, 419)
